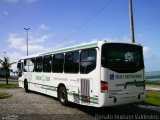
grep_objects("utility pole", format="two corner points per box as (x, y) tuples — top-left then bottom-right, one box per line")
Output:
(129, 0), (135, 43)
(24, 28), (30, 56)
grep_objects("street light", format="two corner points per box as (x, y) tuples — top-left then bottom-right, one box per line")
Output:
(24, 28), (30, 56)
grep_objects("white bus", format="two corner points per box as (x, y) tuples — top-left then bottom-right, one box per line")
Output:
(17, 41), (145, 107)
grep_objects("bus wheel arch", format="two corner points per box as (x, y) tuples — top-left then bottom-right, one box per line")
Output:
(24, 79), (29, 93)
(57, 84), (68, 106)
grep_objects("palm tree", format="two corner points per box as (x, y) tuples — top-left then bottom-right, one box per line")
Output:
(0, 57), (16, 84)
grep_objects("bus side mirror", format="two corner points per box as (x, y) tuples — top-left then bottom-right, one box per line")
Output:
(18, 71), (22, 77)
(17, 62), (22, 77)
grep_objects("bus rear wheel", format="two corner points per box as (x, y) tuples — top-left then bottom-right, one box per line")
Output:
(58, 86), (68, 106)
(24, 80), (29, 93)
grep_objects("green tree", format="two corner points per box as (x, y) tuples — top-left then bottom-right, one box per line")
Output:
(0, 57), (16, 84)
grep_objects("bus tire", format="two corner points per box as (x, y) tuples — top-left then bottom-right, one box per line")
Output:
(58, 86), (68, 106)
(24, 80), (29, 93)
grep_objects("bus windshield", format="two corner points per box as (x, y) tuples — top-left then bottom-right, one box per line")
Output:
(102, 43), (144, 71)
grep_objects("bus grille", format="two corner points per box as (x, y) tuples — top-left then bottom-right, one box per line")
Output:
(81, 79), (90, 103)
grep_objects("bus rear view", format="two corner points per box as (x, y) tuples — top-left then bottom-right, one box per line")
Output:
(100, 43), (145, 107)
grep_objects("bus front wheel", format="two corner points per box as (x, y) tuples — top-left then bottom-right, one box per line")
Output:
(58, 86), (68, 106)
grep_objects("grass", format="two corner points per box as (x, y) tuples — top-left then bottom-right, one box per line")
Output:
(0, 92), (12, 99)
(144, 90), (160, 106)
(0, 83), (19, 88)
(0, 83), (17, 99)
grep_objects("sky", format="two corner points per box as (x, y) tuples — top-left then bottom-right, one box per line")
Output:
(0, 0), (159, 72)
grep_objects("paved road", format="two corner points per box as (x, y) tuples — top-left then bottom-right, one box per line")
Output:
(0, 88), (160, 120)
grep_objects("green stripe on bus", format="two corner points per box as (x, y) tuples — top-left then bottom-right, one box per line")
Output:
(42, 87), (98, 101)
(42, 87), (57, 91)
(68, 92), (98, 101)
(125, 81), (145, 88)
(40, 42), (97, 56)
(90, 96), (98, 100)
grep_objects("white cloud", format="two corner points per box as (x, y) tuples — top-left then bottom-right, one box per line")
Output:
(29, 34), (51, 44)
(25, 0), (38, 3)
(7, 39), (75, 71)
(8, 33), (51, 53)
(4, 0), (38, 3)
(51, 40), (77, 49)
(8, 33), (26, 48)
(28, 44), (47, 53)
(8, 52), (21, 62)
(0, 52), (22, 71)
(89, 38), (130, 43)
(76, 37), (131, 46)
(3, 11), (8, 16)
(0, 11), (9, 18)
(7, 52), (23, 71)
(144, 54), (160, 71)
(143, 46), (150, 55)
(39, 24), (49, 30)
(3, 0), (19, 2)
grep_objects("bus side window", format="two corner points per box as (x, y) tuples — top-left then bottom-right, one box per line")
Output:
(24, 59), (27, 72)
(64, 51), (79, 73)
(72, 52), (79, 73)
(29, 58), (35, 72)
(80, 49), (96, 74)
(35, 57), (43, 72)
(52, 54), (64, 73)
(43, 55), (52, 72)
(64, 52), (72, 73)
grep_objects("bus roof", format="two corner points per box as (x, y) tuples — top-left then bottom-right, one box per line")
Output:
(40, 41), (98, 56)
(21, 40), (141, 59)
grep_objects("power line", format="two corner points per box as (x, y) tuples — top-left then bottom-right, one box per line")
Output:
(63, 0), (114, 41)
